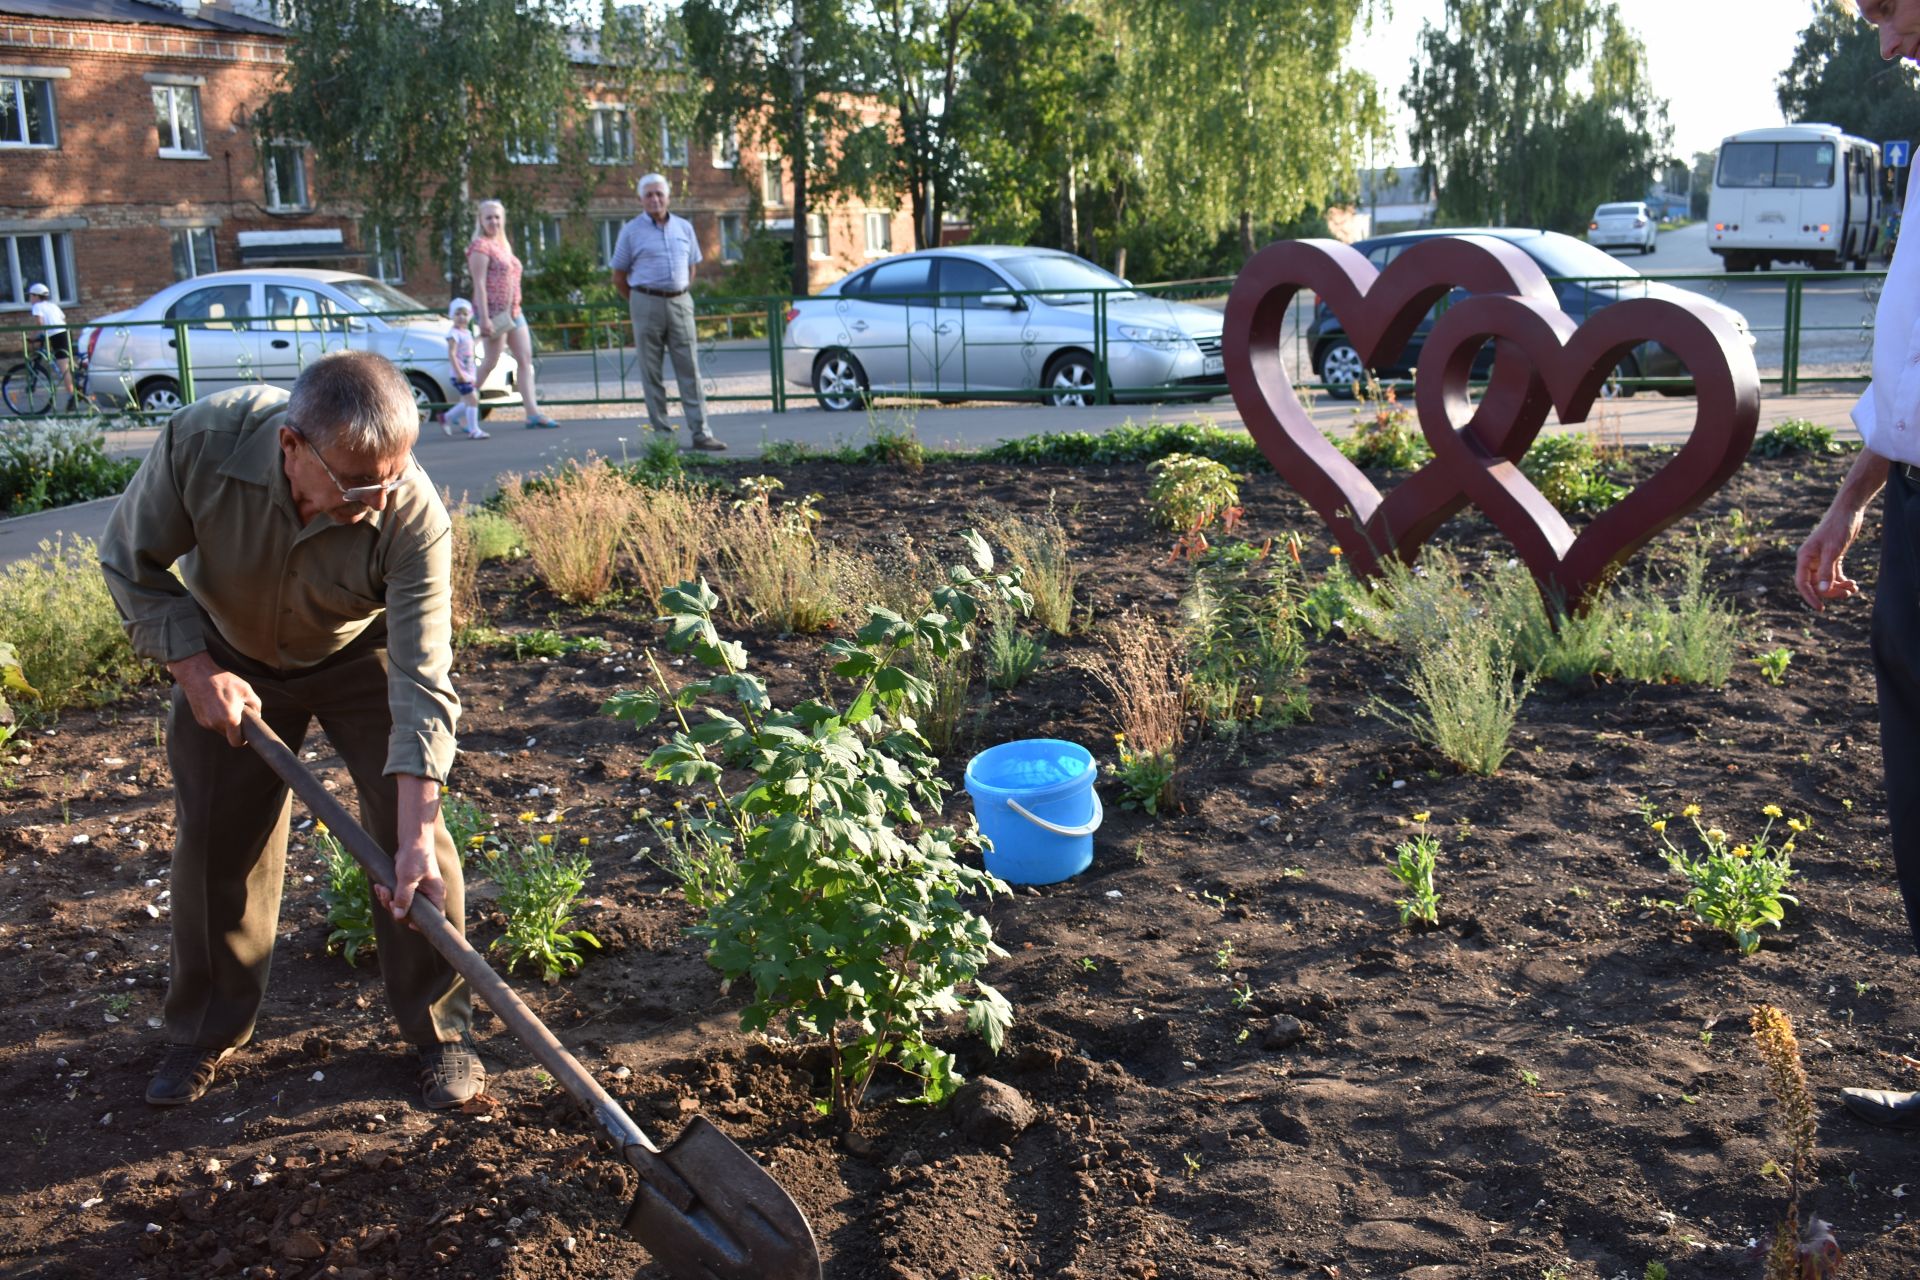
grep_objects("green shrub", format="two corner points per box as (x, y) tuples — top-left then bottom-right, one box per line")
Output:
(604, 535), (1026, 1118)
(0, 535), (153, 719)
(1148, 452), (1240, 532)
(983, 615), (1044, 691)
(1519, 432), (1627, 515)
(1376, 609), (1534, 776)
(1652, 804), (1801, 955)
(520, 241), (624, 352)
(488, 837), (603, 982)
(464, 510), (523, 562)
(1335, 376), (1430, 471)
(1754, 418), (1843, 458)
(0, 420), (141, 516)
(1179, 541), (1309, 730)
(315, 825), (377, 966)
(1388, 829), (1442, 927)
(979, 420), (1268, 470)
(440, 792), (491, 862)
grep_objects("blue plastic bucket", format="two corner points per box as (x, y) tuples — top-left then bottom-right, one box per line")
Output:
(963, 738), (1103, 885)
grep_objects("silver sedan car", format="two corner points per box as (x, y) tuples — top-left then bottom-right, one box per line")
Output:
(78, 268), (516, 417)
(783, 246), (1226, 409)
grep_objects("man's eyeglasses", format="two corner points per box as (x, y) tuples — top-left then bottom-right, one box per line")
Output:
(293, 428), (416, 506)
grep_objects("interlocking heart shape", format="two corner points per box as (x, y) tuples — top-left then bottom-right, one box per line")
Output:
(1222, 237), (1761, 611)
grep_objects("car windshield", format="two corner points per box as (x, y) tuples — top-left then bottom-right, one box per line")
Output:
(996, 254), (1136, 304)
(328, 278), (434, 319)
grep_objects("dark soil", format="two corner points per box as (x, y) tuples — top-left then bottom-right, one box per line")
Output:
(2, 447), (1917, 1280)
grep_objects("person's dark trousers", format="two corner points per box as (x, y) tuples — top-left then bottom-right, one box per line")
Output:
(162, 625), (469, 1053)
(1870, 464), (1920, 959)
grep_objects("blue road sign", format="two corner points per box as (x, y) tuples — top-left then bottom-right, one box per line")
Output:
(1886, 140), (1911, 168)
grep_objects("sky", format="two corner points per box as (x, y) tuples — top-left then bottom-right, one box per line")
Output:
(1350, 0), (1832, 166)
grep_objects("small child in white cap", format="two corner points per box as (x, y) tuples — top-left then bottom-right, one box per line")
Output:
(444, 298), (486, 439)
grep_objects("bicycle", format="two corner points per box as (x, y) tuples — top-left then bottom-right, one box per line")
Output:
(2, 341), (87, 417)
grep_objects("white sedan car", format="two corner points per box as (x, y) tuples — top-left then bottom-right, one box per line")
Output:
(784, 246), (1226, 409)
(1587, 202), (1659, 255)
(79, 268), (516, 417)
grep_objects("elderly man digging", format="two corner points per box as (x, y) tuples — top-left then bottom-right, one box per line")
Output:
(99, 350), (483, 1111)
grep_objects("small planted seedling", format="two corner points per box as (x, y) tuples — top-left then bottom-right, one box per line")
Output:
(1651, 803), (1802, 955)
(315, 823), (376, 966)
(1213, 939), (1235, 971)
(487, 835), (602, 982)
(1388, 813), (1441, 928)
(1755, 647), (1792, 686)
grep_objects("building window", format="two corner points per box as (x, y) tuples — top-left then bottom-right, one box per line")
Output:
(711, 126), (738, 169)
(517, 216), (563, 272)
(595, 217), (624, 269)
(506, 116), (559, 164)
(0, 76), (57, 148)
(719, 213), (745, 263)
(588, 106), (632, 165)
(864, 211), (892, 256)
(659, 121), (689, 168)
(3, 230), (75, 307)
(170, 227), (217, 280)
(806, 212), (830, 260)
(761, 155), (785, 206)
(369, 226), (403, 283)
(264, 144), (311, 211)
(152, 84), (204, 157)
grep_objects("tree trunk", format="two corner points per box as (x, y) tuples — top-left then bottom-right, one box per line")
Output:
(789, 0), (811, 298)
(1060, 154), (1078, 257)
(1112, 246), (1127, 279)
(1239, 209), (1254, 261)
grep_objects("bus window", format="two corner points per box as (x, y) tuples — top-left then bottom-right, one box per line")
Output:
(1718, 141), (1836, 189)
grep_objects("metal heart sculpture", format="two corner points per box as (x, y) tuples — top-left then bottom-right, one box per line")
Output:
(1222, 236), (1761, 612)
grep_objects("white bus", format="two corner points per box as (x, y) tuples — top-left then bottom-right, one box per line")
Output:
(1708, 123), (1881, 272)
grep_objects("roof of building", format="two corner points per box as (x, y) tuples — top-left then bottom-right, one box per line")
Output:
(0, 0), (284, 37)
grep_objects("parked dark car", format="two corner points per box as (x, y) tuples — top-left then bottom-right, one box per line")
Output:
(1308, 227), (1755, 399)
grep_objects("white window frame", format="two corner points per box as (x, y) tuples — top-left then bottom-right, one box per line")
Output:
(264, 142), (312, 211)
(506, 115), (559, 165)
(806, 212), (830, 261)
(718, 213), (746, 263)
(595, 217), (624, 270)
(659, 120), (690, 169)
(0, 74), (59, 149)
(1, 230), (76, 309)
(710, 125), (738, 170)
(170, 226), (218, 280)
(588, 105), (633, 165)
(864, 210), (892, 257)
(369, 226), (403, 284)
(152, 83), (205, 158)
(517, 215), (563, 272)
(761, 155), (785, 206)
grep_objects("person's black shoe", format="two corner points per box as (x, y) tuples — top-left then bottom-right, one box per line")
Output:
(1840, 1087), (1920, 1128)
(418, 1036), (486, 1110)
(146, 1045), (235, 1107)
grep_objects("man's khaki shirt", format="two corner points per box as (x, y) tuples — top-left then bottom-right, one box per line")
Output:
(98, 384), (459, 781)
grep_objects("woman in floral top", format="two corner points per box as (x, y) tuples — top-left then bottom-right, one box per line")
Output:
(466, 199), (559, 429)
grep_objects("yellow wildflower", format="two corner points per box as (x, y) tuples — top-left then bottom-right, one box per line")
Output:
(467, 834), (484, 846)
(518, 811), (537, 823)
(314, 821), (329, 836)
(1412, 812), (1430, 824)
(663, 820), (675, 831)
(579, 836), (590, 846)
(1762, 804), (1783, 819)
(538, 833), (553, 845)
(1651, 819), (1667, 834)
(1782, 841), (1796, 855)
(1787, 818), (1807, 834)
(1707, 828), (1728, 844)
(1330, 545), (1344, 558)
(1732, 845), (1751, 859)
(1682, 804), (1701, 818)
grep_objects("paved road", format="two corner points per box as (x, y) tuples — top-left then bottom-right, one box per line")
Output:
(1, 387), (1865, 568)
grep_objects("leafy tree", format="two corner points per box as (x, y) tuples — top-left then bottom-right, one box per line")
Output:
(258, 0), (587, 283)
(1777, 0), (1920, 146)
(682, 0), (870, 295)
(1404, 0), (1671, 233)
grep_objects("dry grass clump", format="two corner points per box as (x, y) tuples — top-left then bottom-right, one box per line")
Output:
(1083, 611), (1189, 812)
(974, 504), (1079, 636)
(444, 494), (524, 632)
(622, 481), (724, 610)
(0, 535), (153, 718)
(496, 459), (632, 604)
(715, 492), (867, 633)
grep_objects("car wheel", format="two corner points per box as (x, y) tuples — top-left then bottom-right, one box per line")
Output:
(812, 349), (868, 411)
(1644, 236), (1656, 255)
(1315, 341), (1367, 401)
(406, 373), (442, 423)
(1042, 350), (1098, 407)
(136, 377), (185, 418)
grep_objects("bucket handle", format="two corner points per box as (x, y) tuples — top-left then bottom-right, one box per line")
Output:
(1006, 790), (1104, 838)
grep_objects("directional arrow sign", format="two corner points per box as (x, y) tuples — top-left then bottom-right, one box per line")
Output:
(1886, 140), (1911, 169)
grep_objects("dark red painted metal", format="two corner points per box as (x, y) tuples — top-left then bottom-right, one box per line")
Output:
(1222, 235), (1761, 612)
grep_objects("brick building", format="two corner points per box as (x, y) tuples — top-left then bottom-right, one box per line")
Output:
(0, 0), (910, 326)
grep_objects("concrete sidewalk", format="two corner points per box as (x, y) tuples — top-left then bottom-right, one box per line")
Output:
(1, 388), (1863, 568)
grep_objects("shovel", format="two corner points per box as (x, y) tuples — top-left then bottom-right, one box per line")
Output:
(240, 710), (822, 1280)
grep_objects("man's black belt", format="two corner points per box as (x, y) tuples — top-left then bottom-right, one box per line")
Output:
(633, 285), (687, 298)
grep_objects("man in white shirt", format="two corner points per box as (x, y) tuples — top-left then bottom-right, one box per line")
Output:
(1797, 0), (1920, 1130)
(25, 281), (75, 410)
(608, 173), (725, 451)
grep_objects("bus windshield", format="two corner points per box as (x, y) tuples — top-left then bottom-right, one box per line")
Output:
(1717, 141), (1835, 190)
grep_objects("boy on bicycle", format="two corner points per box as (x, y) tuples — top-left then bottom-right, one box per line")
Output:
(25, 281), (75, 410)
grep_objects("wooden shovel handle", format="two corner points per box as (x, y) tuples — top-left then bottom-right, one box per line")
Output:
(239, 710), (687, 1188)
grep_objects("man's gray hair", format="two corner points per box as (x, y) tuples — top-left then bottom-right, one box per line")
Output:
(637, 172), (671, 197)
(285, 350), (420, 456)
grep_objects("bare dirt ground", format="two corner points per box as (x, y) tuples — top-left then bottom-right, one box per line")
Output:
(1, 447), (1916, 1280)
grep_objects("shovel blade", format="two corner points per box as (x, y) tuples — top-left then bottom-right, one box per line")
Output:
(623, 1116), (821, 1280)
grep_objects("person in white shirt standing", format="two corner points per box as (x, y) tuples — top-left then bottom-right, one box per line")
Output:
(25, 281), (75, 410)
(608, 173), (725, 451)
(1797, 0), (1920, 1131)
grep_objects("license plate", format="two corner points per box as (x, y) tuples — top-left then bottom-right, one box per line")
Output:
(1203, 355), (1224, 376)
